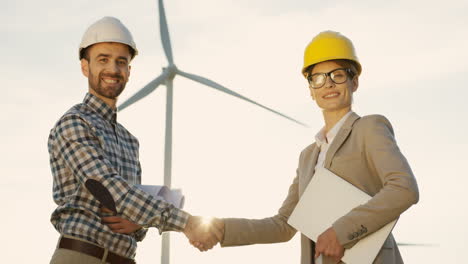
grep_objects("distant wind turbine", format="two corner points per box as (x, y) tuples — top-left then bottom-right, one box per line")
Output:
(118, 0), (305, 263)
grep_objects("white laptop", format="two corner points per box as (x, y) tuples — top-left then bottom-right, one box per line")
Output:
(287, 168), (397, 264)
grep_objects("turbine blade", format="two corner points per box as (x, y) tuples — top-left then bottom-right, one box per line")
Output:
(159, 0), (174, 64)
(397, 243), (437, 247)
(177, 69), (307, 127)
(118, 71), (169, 111)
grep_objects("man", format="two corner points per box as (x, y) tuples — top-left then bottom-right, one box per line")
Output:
(48, 17), (221, 264)
(190, 31), (419, 263)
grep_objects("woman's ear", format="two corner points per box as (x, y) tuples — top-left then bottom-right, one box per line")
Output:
(309, 85), (316, 100)
(351, 76), (359, 92)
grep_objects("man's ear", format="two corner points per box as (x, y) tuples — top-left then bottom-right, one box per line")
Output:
(128, 65), (131, 79)
(81, 59), (89, 78)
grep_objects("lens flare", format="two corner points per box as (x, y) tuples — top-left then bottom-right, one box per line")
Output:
(201, 217), (214, 226)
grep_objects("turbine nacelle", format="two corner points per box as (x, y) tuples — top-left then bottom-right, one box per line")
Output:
(163, 65), (178, 80)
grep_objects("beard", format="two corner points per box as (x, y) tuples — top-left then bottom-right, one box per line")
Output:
(88, 69), (127, 99)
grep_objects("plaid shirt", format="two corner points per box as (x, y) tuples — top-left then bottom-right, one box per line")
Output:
(48, 93), (189, 258)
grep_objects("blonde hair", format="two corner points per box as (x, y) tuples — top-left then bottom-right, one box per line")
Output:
(305, 59), (359, 78)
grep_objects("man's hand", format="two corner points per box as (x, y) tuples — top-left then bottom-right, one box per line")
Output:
(183, 216), (224, 252)
(315, 227), (344, 263)
(101, 207), (142, 234)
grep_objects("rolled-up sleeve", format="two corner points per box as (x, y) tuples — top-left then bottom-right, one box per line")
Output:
(52, 114), (189, 233)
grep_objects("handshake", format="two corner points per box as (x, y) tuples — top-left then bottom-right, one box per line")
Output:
(183, 216), (225, 251)
(101, 208), (225, 252)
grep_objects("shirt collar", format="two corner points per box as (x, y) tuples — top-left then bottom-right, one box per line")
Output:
(315, 111), (354, 149)
(83, 93), (117, 123)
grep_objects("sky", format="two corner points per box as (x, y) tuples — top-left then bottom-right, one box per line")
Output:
(1, 0), (468, 263)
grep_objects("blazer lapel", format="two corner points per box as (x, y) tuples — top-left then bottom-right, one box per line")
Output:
(324, 112), (360, 169)
(299, 143), (320, 195)
(308, 145), (320, 181)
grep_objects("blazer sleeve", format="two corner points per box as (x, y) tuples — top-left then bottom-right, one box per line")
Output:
(220, 152), (304, 247)
(332, 115), (419, 246)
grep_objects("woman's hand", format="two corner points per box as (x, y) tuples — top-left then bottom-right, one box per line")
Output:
(315, 227), (344, 263)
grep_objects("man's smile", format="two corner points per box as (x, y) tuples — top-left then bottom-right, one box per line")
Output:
(100, 74), (122, 85)
(102, 78), (119, 84)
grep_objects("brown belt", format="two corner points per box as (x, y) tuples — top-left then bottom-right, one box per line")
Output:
(58, 237), (135, 264)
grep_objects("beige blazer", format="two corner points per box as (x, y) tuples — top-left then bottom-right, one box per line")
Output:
(220, 113), (419, 264)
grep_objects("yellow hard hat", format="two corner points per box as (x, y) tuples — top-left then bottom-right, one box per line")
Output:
(302, 31), (361, 77)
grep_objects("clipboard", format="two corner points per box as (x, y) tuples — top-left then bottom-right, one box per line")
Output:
(287, 168), (397, 264)
(135, 184), (185, 209)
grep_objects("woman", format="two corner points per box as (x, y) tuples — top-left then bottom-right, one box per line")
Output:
(105, 31), (420, 264)
(215, 31), (419, 264)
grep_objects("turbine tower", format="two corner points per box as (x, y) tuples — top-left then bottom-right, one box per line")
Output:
(118, 0), (306, 263)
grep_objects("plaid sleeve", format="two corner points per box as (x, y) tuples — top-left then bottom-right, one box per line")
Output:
(52, 114), (189, 232)
(132, 227), (148, 241)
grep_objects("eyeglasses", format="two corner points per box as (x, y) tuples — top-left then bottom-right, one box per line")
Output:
(307, 68), (354, 89)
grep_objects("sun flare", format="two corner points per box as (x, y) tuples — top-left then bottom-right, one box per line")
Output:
(201, 217), (214, 226)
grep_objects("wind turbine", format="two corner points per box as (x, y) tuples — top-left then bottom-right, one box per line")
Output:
(118, 0), (305, 263)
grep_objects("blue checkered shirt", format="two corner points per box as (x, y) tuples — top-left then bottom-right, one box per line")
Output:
(48, 93), (189, 258)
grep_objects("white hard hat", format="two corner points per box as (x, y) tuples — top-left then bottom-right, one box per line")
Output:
(79, 16), (138, 60)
